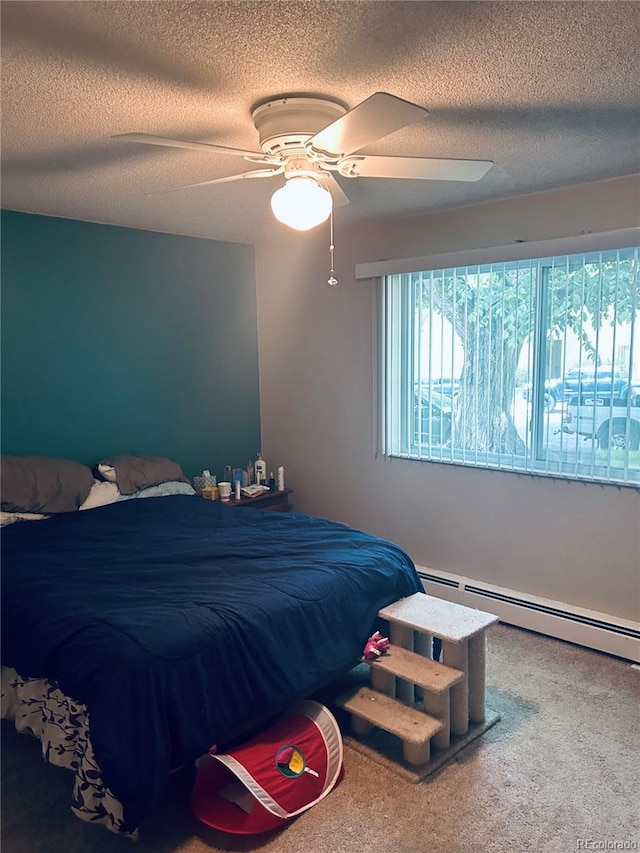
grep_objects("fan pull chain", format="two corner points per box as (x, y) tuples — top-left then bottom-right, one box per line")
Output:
(327, 207), (338, 287)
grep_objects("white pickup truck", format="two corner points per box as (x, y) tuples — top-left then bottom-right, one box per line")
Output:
(563, 388), (640, 450)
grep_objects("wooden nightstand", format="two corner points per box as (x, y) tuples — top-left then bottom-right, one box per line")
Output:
(224, 488), (292, 512)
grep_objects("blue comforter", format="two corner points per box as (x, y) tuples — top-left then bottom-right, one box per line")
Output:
(1, 496), (421, 831)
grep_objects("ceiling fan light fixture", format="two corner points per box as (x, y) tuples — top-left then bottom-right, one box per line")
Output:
(270, 177), (332, 231)
(116, 93), (494, 234)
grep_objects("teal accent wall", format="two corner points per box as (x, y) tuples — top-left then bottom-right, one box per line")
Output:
(1, 211), (261, 479)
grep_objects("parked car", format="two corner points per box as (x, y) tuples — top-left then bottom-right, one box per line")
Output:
(415, 377), (460, 398)
(414, 390), (452, 445)
(523, 366), (633, 413)
(563, 388), (640, 450)
(562, 366), (627, 395)
(430, 377), (460, 398)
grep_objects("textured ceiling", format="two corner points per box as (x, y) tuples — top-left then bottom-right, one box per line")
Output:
(2, 1), (639, 243)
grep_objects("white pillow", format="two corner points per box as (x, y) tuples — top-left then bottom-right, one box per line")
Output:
(79, 479), (121, 510)
(0, 510), (49, 527)
(117, 481), (196, 501)
(97, 464), (117, 483)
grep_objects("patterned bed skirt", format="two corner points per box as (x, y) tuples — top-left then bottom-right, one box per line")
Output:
(1, 665), (132, 836)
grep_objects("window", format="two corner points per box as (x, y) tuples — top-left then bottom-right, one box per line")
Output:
(382, 246), (640, 486)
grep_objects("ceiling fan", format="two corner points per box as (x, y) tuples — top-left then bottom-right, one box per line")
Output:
(114, 92), (493, 231)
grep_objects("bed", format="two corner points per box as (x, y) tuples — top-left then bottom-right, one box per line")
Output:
(0, 455), (422, 835)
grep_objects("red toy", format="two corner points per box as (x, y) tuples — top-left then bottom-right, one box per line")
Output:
(363, 631), (390, 660)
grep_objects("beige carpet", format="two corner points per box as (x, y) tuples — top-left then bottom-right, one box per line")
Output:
(2, 624), (639, 853)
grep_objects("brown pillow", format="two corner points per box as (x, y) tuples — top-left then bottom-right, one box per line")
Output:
(1, 455), (95, 514)
(95, 455), (190, 495)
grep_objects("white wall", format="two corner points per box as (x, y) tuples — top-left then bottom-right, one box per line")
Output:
(255, 176), (640, 623)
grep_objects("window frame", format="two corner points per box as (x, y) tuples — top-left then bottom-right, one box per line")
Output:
(375, 237), (640, 489)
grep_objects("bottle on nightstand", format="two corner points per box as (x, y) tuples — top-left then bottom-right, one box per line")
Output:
(255, 452), (267, 486)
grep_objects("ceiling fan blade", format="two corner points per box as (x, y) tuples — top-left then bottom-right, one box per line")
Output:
(320, 173), (350, 207)
(341, 155), (494, 182)
(309, 92), (428, 158)
(150, 168), (282, 193)
(113, 133), (265, 159)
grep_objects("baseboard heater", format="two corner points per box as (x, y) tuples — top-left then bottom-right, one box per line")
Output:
(416, 566), (640, 664)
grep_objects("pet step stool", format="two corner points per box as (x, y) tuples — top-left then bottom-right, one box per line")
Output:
(337, 594), (498, 771)
(378, 594), (499, 737)
(336, 685), (443, 766)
